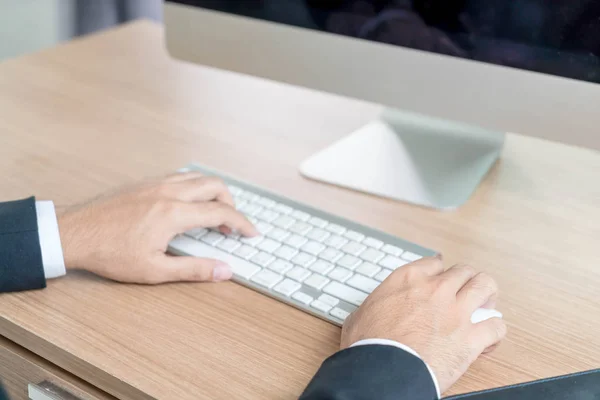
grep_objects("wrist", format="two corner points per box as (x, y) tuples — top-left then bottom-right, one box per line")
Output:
(57, 209), (88, 270)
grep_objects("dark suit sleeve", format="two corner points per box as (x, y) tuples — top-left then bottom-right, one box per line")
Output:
(300, 345), (438, 400)
(0, 197), (46, 293)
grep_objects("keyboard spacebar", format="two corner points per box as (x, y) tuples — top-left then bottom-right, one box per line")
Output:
(323, 281), (368, 307)
(169, 235), (261, 279)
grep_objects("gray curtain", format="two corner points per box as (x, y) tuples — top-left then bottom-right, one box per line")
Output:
(75, 0), (162, 36)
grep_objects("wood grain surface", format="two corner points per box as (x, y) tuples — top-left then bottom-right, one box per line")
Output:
(0, 21), (599, 399)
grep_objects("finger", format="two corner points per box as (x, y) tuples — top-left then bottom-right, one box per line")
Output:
(457, 272), (499, 313)
(470, 318), (507, 356)
(482, 343), (500, 354)
(439, 264), (478, 293)
(385, 256), (444, 288)
(169, 177), (235, 207)
(157, 256), (233, 283)
(164, 171), (205, 183)
(179, 202), (258, 237)
(405, 256), (445, 277)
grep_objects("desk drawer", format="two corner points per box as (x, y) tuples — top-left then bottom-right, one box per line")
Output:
(0, 336), (114, 400)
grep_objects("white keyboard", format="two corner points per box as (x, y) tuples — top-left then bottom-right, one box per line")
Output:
(169, 164), (436, 326)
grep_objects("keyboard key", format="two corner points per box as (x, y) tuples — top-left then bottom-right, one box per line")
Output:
(292, 291), (314, 305)
(308, 217), (328, 228)
(227, 185), (243, 196)
(291, 252), (316, 267)
(360, 248), (385, 263)
(309, 260), (335, 275)
(382, 244), (403, 256)
(324, 235), (349, 249)
(304, 274), (330, 290)
(273, 245), (298, 261)
(234, 264), (261, 280)
(289, 221), (312, 235)
(233, 245), (258, 260)
(217, 238), (241, 253)
(330, 307), (350, 321)
(374, 269), (393, 282)
(257, 209), (279, 222)
(266, 227), (290, 241)
(250, 252), (275, 267)
(402, 251), (423, 262)
(319, 248), (343, 263)
(328, 267), (353, 282)
(341, 242), (367, 256)
(306, 228), (330, 242)
(201, 232), (225, 246)
(255, 221), (273, 235)
(268, 259), (293, 274)
(323, 282), (368, 306)
(273, 279), (301, 297)
(240, 192), (260, 202)
(273, 203), (293, 215)
(185, 228), (208, 239)
(379, 255), (408, 270)
(325, 223), (346, 235)
(256, 197), (276, 208)
(273, 215), (296, 229)
(286, 266), (311, 282)
(344, 230), (365, 242)
(346, 274), (379, 293)
(356, 262), (381, 277)
(251, 269), (283, 289)
(234, 199), (247, 210)
(291, 210), (310, 221)
(284, 234), (308, 249)
(311, 300), (332, 313)
(363, 237), (384, 249)
(257, 238), (281, 253)
(239, 203), (263, 216)
(302, 241), (327, 256)
(169, 235), (260, 279)
(318, 294), (340, 307)
(240, 235), (264, 247)
(337, 255), (361, 270)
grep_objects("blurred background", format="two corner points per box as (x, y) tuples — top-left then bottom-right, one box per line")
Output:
(0, 0), (162, 61)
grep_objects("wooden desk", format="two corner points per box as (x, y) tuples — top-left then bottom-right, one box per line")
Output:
(1, 21), (599, 400)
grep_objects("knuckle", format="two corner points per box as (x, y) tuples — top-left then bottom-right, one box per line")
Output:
(458, 264), (476, 276)
(156, 183), (174, 197)
(493, 320), (507, 340)
(181, 265), (212, 281)
(203, 176), (226, 189)
(152, 199), (174, 214)
(398, 265), (421, 282)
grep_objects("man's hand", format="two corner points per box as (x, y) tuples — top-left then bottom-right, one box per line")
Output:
(57, 172), (258, 284)
(341, 257), (506, 394)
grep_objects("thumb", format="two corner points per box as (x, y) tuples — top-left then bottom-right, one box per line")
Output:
(162, 256), (233, 282)
(470, 317), (507, 358)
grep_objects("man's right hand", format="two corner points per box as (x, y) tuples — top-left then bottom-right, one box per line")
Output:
(57, 172), (258, 284)
(341, 257), (506, 394)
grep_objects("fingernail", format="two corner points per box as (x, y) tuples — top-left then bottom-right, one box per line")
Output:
(213, 263), (233, 281)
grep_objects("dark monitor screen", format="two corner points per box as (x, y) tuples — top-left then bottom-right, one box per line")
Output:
(170, 0), (600, 84)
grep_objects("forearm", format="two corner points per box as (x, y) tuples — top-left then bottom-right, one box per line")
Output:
(300, 344), (438, 400)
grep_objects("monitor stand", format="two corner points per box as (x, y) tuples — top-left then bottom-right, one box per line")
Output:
(299, 109), (505, 210)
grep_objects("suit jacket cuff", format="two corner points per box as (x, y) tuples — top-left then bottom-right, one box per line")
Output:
(35, 201), (66, 279)
(300, 343), (438, 400)
(352, 339), (441, 398)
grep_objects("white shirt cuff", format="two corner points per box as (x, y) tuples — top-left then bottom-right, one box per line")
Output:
(351, 338), (441, 399)
(35, 201), (66, 279)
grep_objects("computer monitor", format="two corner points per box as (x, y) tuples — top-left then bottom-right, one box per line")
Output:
(164, 1), (600, 209)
